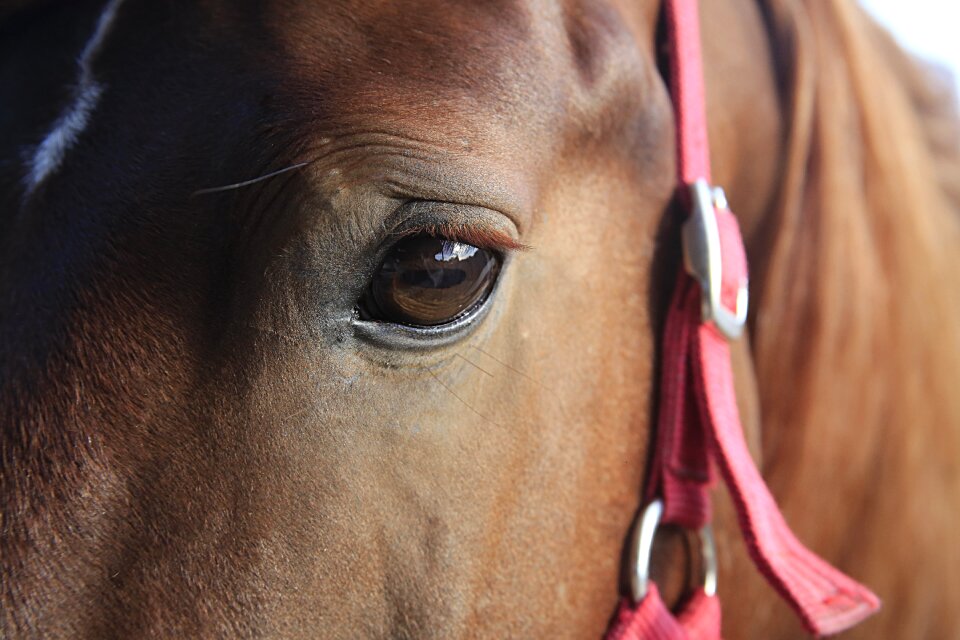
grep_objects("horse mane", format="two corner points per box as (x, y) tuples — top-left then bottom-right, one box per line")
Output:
(753, 0), (960, 632)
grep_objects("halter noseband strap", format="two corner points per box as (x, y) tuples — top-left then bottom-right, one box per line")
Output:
(605, 0), (881, 637)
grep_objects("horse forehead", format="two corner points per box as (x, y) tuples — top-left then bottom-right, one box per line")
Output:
(251, 0), (648, 122)
(260, 0), (547, 104)
(263, 0), (536, 61)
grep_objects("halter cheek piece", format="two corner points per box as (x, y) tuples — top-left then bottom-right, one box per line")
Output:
(604, 0), (881, 637)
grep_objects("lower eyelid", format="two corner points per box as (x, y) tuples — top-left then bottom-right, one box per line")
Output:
(351, 286), (498, 349)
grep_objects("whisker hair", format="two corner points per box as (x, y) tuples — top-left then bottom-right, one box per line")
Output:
(468, 345), (550, 390)
(455, 352), (494, 378)
(426, 368), (501, 428)
(191, 161), (310, 197)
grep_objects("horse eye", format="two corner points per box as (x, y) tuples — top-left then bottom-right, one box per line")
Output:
(363, 234), (502, 327)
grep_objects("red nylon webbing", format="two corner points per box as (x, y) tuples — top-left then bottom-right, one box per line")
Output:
(605, 0), (881, 636)
(664, 0), (710, 185)
(608, 586), (721, 640)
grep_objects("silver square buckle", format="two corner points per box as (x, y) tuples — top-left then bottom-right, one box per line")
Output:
(681, 179), (749, 340)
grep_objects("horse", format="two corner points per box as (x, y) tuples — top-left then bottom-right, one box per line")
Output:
(1, 0), (958, 637)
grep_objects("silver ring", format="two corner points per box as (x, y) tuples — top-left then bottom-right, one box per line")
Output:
(628, 499), (718, 603)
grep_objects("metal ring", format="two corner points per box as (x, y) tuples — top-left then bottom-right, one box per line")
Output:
(628, 499), (718, 603)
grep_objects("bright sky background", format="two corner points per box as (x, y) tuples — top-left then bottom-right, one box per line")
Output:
(859, 0), (960, 83)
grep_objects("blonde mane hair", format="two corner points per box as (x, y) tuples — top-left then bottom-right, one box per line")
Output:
(755, 0), (960, 634)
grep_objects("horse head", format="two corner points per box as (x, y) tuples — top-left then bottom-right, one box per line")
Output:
(1, 0), (957, 637)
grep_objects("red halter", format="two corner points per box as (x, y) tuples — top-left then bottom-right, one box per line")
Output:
(604, 0), (882, 637)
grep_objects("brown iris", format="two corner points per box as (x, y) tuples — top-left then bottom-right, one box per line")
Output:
(365, 234), (501, 326)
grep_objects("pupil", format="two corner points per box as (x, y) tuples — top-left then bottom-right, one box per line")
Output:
(399, 268), (467, 289)
(368, 235), (500, 326)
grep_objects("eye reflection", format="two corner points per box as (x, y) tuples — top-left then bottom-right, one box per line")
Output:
(434, 241), (478, 262)
(363, 235), (501, 327)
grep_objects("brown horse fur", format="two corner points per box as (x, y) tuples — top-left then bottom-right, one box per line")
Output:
(1, 0), (957, 637)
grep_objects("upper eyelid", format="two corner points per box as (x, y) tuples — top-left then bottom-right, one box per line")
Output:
(383, 200), (529, 253)
(394, 223), (530, 252)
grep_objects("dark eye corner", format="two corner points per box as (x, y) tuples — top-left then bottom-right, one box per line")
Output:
(357, 223), (527, 329)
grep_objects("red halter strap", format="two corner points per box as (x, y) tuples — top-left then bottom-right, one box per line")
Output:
(605, 0), (882, 637)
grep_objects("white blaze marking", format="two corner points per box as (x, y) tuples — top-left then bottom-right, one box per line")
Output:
(24, 0), (126, 195)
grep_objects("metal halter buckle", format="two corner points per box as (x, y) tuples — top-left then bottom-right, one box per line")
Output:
(628, 499), (718, 603)
(681, 179), (748, 340)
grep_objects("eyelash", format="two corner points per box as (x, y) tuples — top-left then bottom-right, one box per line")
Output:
(392, 222), (528, 253)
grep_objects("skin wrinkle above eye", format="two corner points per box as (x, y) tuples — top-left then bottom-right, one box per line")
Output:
(297, 127), (537, 237)
(197, 131), (529, 305)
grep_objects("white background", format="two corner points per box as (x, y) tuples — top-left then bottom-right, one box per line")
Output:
(860, 0), (960, 84)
